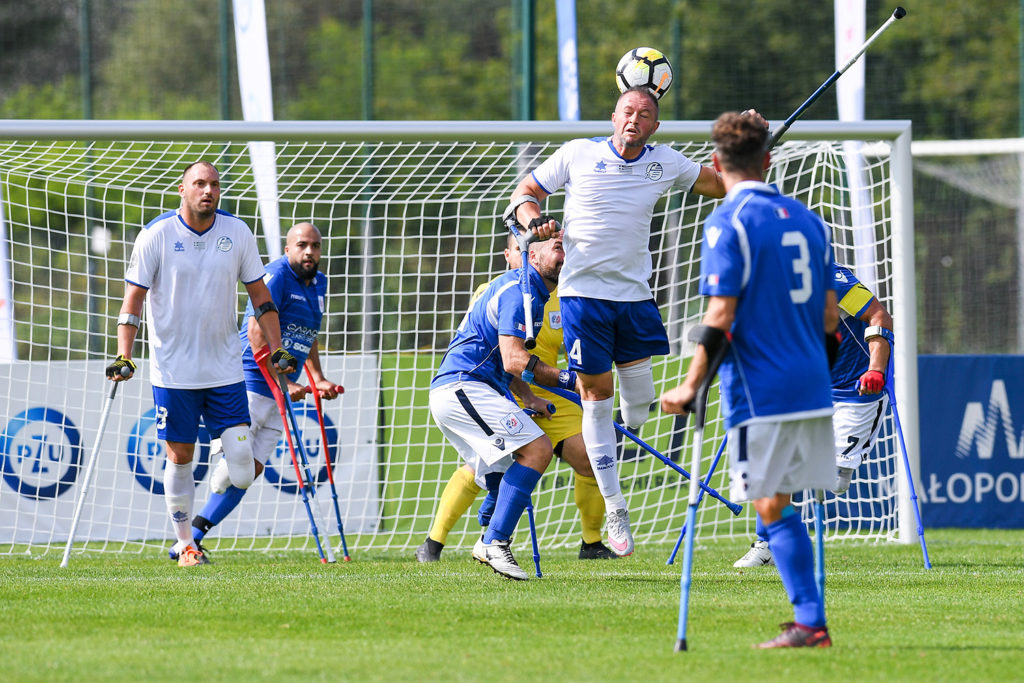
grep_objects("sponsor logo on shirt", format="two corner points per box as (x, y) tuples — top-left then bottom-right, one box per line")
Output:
(290, 293), (306, 302)
(835, 270), (849, 283)
(645, 162), (664, 181)
(501, 412), (524, 435)
(217, 236), (233, 252)
(594, 160), (607, 173)
(706, 226), (722, 248)
(173, 241), (185, 252)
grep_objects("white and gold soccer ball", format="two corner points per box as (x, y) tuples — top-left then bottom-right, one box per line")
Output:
(615, 47), (673, 100)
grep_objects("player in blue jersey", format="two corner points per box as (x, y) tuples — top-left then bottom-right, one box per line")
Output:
(507, 86), (766, 556)
(429, 235), (576, 580)
(733, 263), (894, 568)
(166, 222), (341, 560)
(108, 161), (296, 568)
(661, 111), (838, 648)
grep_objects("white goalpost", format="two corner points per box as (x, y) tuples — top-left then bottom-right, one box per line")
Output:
(0, 119), (918, 558)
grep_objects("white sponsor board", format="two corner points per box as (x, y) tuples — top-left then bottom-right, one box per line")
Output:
(0, 357), (379, 544)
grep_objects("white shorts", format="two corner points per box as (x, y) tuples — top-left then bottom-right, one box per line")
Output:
(429, 381), (546, 486)
(727, 416), (835, 502)
(833, 396), (888, 469)
(246, 391), (284, 465)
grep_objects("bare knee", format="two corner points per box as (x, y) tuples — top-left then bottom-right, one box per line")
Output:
(515, 435), (553, 473)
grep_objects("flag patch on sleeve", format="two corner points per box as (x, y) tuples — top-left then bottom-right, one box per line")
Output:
(775, 207), (790, 219)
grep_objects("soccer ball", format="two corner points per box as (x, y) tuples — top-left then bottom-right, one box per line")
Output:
(615, 47), (673, 100)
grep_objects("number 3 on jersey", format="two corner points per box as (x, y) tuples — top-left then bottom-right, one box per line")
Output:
(782, 231), (812, 304)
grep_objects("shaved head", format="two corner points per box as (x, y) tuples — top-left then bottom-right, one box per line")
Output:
(284, 222), (322, 281)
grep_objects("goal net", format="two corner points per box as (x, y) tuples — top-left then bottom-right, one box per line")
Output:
(0, 120), (918, 558)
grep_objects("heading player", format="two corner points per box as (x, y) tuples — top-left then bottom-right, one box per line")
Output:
(107, 161), (295, 567)
(506, 87), (764, 556)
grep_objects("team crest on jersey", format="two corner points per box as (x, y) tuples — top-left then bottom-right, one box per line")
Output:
(645, 162), (664, 181)
(501, 412), (524, 435)
(548, 311), (562, 329)
(775, 207), (790, 219)
(835, 270), (849, 283)
(706, 226), (722, 248)
(217, 236), (233, 252)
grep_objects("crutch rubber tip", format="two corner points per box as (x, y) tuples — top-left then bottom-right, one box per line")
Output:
(674, 638), (688, 652)
(525, 339), (537, 350)
(320, 557), (328, 564)
(893, 7), (906, 19)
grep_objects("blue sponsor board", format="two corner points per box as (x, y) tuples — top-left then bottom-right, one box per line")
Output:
(918, 355), (1024, 528)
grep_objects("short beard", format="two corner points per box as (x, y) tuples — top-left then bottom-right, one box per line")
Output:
(292, 260), (319, 281)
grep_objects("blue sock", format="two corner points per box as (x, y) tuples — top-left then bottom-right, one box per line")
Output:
(755, 513), (768, 543)
(192, 486), (248, 542)
(477, 472), (504, 528)
(765, 506), (825, 628)
(483, 463), (541, 543)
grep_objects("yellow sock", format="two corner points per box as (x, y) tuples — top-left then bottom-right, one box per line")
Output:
(428, 467), (482, 544)
(574, 473), (604, 544)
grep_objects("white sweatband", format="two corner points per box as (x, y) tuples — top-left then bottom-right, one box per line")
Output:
(617, 358), (656, 430)
(117, 312), (141, 328)
(503, 195), (540, 223)
(864, 326), (894, 344)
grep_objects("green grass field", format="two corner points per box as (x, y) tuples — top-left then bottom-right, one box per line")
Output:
(2, 529), (1021, 682)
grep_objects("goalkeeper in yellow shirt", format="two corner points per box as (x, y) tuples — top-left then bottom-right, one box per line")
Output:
(416, 233), (615, 561)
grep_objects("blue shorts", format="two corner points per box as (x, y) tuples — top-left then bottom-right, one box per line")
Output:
(560, 297), (670, 375)
(151, 382), (250, 443)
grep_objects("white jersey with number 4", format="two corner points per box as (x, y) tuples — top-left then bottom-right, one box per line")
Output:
(125, 209), (266, 389)
(531, 137), (702, 301)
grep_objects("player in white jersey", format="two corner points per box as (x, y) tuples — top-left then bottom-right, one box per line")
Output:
(507, 86), (764, 556)
(661, 112), (837, 648)
(107, 161), (296, 567)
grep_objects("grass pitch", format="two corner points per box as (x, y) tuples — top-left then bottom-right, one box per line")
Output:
(1, 529), (1021, 682)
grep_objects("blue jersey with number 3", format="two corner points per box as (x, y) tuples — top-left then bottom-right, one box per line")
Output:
(700, 181), (835, 428)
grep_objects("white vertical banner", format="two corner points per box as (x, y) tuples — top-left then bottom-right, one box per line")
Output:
(556, 0), (580, 121)
(835, 0), (877, 289)
(233, 0), (282, 259)
(0, 183), (17, 362)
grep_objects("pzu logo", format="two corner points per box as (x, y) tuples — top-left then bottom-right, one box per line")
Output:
(0, 407), (82, 499)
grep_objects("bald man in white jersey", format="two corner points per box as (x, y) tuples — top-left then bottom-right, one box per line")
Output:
(507, 88), (761, 556)
(107, 161), (296, 567)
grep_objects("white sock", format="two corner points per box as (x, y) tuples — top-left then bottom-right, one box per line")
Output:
(617, 359), (655, 430)
(220, 425), (255, 489)
(581, 397), (627, 512)
(163, 460), (195, 546)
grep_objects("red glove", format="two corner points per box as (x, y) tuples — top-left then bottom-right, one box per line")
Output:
(858, 369), (885, 395)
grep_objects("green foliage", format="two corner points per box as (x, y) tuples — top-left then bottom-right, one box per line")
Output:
(1, 530), (1021, 681)
(0, 76), (81, 119)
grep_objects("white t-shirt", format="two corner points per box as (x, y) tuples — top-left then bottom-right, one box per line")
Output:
(125, 209), (266, 389)
(531, 137), (702, 301)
